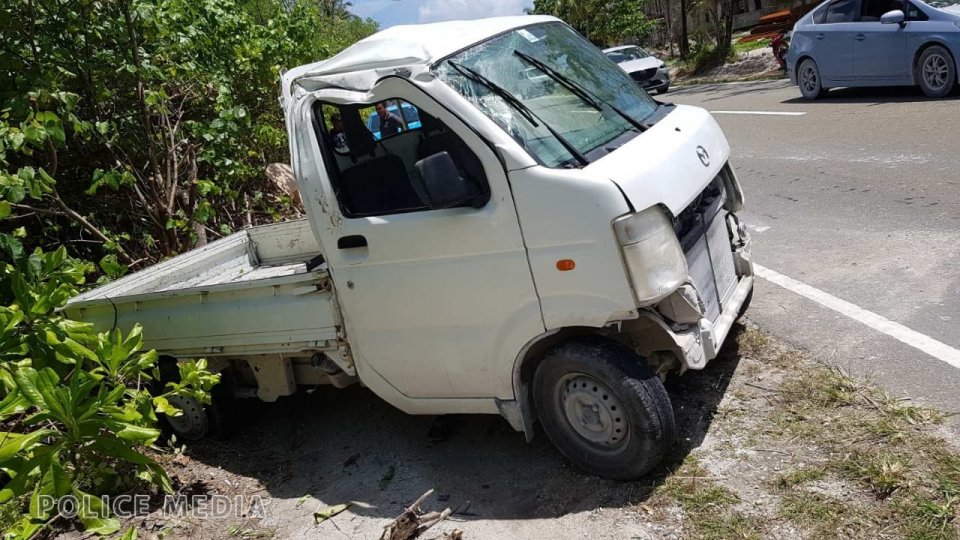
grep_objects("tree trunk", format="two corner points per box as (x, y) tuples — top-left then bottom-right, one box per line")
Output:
(664, 0), (675, 56)
(679, 0), (690, 57)
(716, 0), (736, 58)
(182, 149), (207, 248)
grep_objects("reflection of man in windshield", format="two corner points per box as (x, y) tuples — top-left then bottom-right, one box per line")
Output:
(329, 113), (348, 153)
(375, 101), (403, 137)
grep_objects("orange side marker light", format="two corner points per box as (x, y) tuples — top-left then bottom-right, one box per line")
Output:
(556, 259), (576, 271)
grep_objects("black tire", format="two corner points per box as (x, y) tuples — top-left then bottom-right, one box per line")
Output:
(797, 58), (827, 100)
(156, 357), (237, 441)
(916, 45), (956, 98)
(533, 337), (675, 480)
(205, 370), (239, 440)
(657, 85), (670, 95)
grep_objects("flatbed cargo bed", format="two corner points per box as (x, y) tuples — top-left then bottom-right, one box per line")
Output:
(64, 219), (338, 358)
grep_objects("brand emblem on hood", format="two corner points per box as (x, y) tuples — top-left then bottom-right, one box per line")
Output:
(696, 146), (710, 167)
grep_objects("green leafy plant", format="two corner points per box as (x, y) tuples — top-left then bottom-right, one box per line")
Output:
(1, 0), (377, 265)
(0, 123), (218, 539)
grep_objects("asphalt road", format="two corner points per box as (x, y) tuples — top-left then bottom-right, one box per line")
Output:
(663, 79), (960, 414)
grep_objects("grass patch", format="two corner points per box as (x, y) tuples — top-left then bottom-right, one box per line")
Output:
(740, 327), (960, 538)
(838, 450), (911, 499)
(900, 494), (960, 540)
(775, 467), (826, 489)
(695, 513), (766, 540)
(778, 491), (843, 525)
(653, 458), (765, 539)
(736, 327), (771, 357)
(733, 38), (772, 55)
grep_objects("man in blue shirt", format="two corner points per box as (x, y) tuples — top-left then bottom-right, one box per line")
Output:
(375, 101), (403, 137)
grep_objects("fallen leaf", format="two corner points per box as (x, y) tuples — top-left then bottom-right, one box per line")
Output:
(314, 503), (351, 524)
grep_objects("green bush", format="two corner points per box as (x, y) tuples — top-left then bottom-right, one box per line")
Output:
(0, 83), (218, 539)
(0, 237), (219, 538)
(678, 44), (735, 75)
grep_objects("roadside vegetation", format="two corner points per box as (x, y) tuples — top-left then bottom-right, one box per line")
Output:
(531, 1), (785, 81)
(640, 327), (960, 539)
(733, 37), (773, 55)
(0, 0), (376, 537)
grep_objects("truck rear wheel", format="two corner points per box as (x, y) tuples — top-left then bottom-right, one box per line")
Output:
(533, 337), (675, 480)
(156, 357), (238, 441)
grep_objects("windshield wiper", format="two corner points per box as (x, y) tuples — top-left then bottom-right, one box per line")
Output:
(514, 50), (602, 111)
(512, 50), (648, 133)
(447, 60), (589, 167)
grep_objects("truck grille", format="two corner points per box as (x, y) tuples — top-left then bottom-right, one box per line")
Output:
(675, 167), (738, 322)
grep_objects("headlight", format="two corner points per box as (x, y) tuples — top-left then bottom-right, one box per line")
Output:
(613, 207), (688, 306)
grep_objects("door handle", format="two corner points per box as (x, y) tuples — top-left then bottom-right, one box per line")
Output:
(815, 33), (825, 40)
(855, 34), (866, 41)
(337, 235), (368, 249)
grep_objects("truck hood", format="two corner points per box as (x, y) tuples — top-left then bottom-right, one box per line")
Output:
(584, 104), (730, 215)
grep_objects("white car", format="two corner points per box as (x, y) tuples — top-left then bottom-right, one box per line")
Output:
(604, 45), (671, 94)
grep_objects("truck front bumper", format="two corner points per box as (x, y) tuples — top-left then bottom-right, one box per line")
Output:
(667, 209), (754, 370)
(624, 206), (754, 373)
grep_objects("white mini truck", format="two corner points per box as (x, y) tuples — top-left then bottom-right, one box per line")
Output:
(65, 16), (754, 480)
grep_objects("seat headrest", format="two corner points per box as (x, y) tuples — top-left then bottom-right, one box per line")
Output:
(418, 111), (443, 134)
(340, 105), (376, 157)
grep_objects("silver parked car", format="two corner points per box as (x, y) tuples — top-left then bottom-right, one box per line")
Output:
(603, 45), (671, 94)
(786, 0), (960, 99)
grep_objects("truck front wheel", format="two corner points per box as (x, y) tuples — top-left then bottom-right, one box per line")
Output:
(533, 337), (676, 480)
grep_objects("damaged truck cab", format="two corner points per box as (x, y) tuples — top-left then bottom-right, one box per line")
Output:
(67, 16), (753, 480)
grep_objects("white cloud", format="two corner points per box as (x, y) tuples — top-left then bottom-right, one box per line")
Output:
(418, 0), (533, 23)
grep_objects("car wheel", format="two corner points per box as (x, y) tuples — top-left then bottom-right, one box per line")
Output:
(533, 337), (675, 480)
(917, 46), (956, 98)
(798, 58), (827, 100)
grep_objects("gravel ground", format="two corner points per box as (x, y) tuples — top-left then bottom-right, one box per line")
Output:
(106, 322), (959, 540)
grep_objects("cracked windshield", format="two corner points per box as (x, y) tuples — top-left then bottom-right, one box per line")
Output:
(434, 22), (659, 168)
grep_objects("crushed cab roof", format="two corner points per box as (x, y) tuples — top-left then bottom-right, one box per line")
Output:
(281, 15), (559, 100)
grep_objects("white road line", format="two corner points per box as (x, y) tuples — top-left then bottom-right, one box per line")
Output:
(712, 111), (807, 116)
(754, 264), (960, 370)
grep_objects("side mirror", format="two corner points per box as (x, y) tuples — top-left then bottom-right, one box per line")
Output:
(413, 152), (482, 210)
(881, 9), (905, 24)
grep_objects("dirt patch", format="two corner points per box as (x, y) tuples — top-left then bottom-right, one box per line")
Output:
(673, 49), (787, 86)
(117, 323), (959, 539)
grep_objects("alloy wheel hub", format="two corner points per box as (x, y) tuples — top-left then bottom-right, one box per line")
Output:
(924, 55), (948, 89)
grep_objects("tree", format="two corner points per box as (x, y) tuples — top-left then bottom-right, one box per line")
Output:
(531, 0), (659, 46)
(317, 0), (353, 18)
(0, 0), (378, 270)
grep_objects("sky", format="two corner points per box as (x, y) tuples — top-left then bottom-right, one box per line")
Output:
(350, 0), (535, 29)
